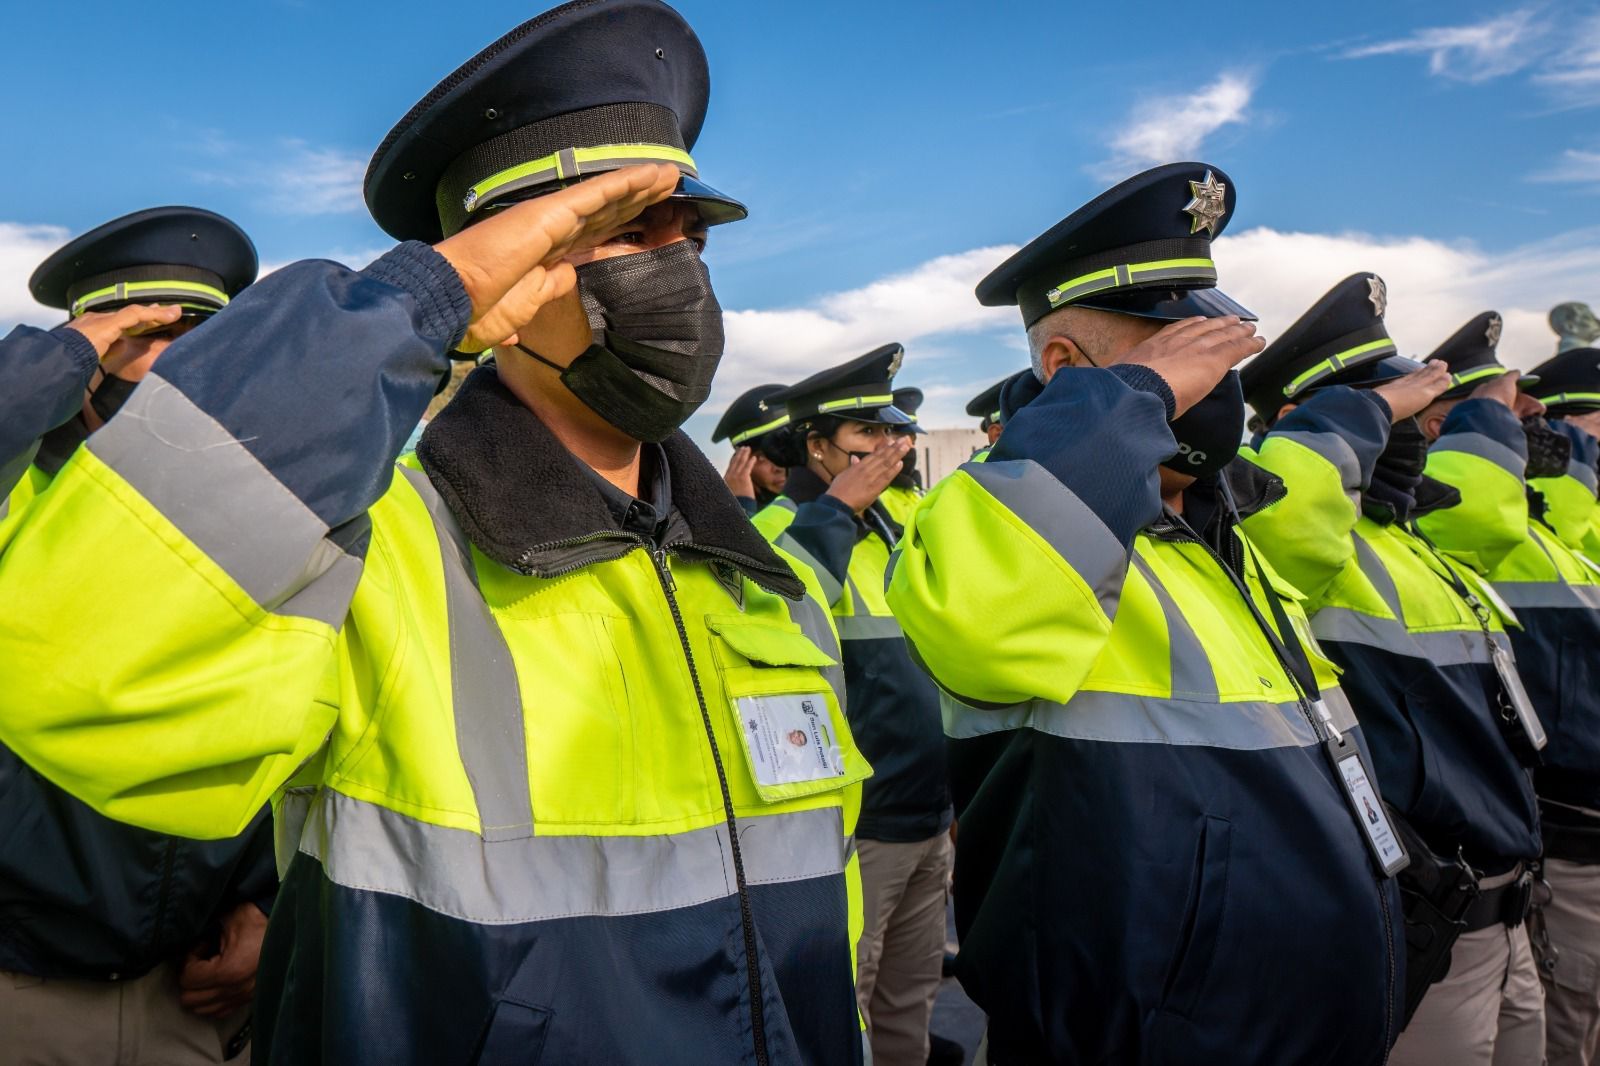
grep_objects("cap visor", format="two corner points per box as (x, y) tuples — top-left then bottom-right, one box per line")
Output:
(1074, 286), (1257, 322)
(839, 405), (926, 433)
(674, 175), (747, 226)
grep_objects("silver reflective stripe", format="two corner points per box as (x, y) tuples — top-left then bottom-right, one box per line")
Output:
(962, 458), (1128, 621)
(775, 530), (844, 605)
(1434, 433), (1525, 478)
(399, 466), (532, 842)
(836, 614), (903, 641)
(86, 373), (355, 626)
(1271, 430), (1362, 491)
(1351, 534), (1406, 623)
(1129, 555), (1218, 700)
(942, 689), (1318, 750)
(0, 440), (39, 501)
(784, 591), (846, 709)
(301, 789), (847, 924)
(1322, 686), (1360, 734)
(1311, 607), (1491, 666)
(1566, 460), (1599, 494)
(1493, 581), (1600, 610)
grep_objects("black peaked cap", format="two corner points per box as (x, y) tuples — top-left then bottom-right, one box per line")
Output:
(1426, 311), (1535, 399)
(771, 343), (919, 429)
(711, 383), (790, 444)
(976, 162), (1254, 326)
(1241, 273), (1397, 420)
(29, 206), (257, 317)
(965, 376), (1012, 427)
(366, 0), (744, 241)
(1529, 347), (1600, 413)
(893, 387), (924, 420)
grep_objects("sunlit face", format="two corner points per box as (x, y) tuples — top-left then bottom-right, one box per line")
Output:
(810, 420), (898, 480)
(565, 200), (709, 266)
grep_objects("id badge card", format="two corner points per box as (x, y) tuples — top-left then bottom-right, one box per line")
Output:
(1490, 640), (1548, 752)
(1327, 738), (1410, 878)
(736, 692), (846, 788)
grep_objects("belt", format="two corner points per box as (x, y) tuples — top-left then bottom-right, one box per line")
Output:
(1540, 800), (1600, 865)
(1461, 866), (1533, 932)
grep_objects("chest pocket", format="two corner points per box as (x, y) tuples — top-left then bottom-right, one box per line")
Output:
(704, 614), (870, 804)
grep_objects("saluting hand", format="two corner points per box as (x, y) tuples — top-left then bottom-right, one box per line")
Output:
(1373, 360), (1452, 422)
(825, 437), (912, 515)
(1118, 316), (1264, 418)
(723, 446), (758, 498)
(435, 164), (681, 353)
(63, 303), (184, 358)
(1471, 368), (1547, 419)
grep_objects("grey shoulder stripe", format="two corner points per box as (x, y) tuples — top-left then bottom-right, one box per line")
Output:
(963, 459), (1128, 620)
(1311, 606), (1493, 666)
(1129, 555), (1219, 701)
(1492, 581), (1600, 610)
(1351, 535), (1406, 624)
(836, 614), (904, 641)
(1434, 433), (1526, 478)
(1567, 460), (1599, 494)
(87, 374), (357, 626)
(783, 592), (846, 709)
(302, 790), (847, 925)
(775, 531), (844, 605)
(943, 689), (1319, 750)
(1273, 430), (1362, 490)
(399, 466), (532, 842)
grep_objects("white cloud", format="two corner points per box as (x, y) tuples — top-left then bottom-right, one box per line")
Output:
(1341, 9), (1547, 82)
(0, 222), (71, 330)
(194, 138), (366, 216)
(1533, 10), (1600, 105)
(1529, 147), (1600, 186)
(1094, 72), (1255, 179)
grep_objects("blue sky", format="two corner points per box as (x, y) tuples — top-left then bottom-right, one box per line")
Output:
(3, 0), (1597, 452)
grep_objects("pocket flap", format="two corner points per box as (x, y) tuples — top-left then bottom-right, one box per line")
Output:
(704, 614), (836, 668)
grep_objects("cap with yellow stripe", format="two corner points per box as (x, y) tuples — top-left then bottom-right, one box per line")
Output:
(1242, 273), (1404, 424)
(771, 344), (923, 433)
(1527, 347), (1600, 414)
(711, 383), (792, 447)
(29, 206), (257, 321)
(1425, 311), (1540, 400)
(364, 0), (746, 242)
(977, 161), (1255, 327)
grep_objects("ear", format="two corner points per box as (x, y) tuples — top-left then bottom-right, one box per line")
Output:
(1422, 411), (1447, 442)
(1275, 402), (1297, 423)
(1038, 335), (1085, 383)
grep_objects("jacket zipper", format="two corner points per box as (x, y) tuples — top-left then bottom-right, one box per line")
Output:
(649, 546), (771, 1066)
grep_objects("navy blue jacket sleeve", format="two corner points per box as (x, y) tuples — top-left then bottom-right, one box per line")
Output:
(1274, 386), (1392, 491)
(782, 495), (858, 589)
(988, 364), (1175, 548)
(0, 325), (99, 480)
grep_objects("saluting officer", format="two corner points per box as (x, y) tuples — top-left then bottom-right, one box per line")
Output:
(885, 163), (1407, 1065)
(965, 376), (1010, 446)
(1239, 275), (1547, 1065)
(0, 3), (872, 1063)
(752, 347), (953, 1066)
(1524, 347), (1600, 560)
(0, 208), (276, 1064)
(713, 382), (792, 513)
(880, 384), (925, 524)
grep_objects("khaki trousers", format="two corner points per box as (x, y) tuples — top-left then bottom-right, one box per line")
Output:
(1540, 859), (1600, 1066)
(1391, 921), (1547, 1066)
(0, 961), (249, 1066)
(855, 832), (954, 1066)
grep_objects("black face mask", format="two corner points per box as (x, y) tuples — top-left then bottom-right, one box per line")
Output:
(1523, 416), (1574, 480)
(891, 443), (919, 490)
(517, 241), (724, 443)
(1163, 371), (1245, 479)
(1364, 416), (1429, 524)
(89, 373), (139, 423)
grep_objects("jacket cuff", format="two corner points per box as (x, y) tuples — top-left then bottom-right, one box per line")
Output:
(364, 242), (474, 349)
(1108, 364), (1177, 420)
(48, 326), (101, 383)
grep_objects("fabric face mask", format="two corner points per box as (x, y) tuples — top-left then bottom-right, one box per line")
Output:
(1522, 416), (1574, 480)
(1365, 416), (1428, 523)
(1162, 371), (1246, 479)
(89, 373), (139, 423)
(516, 241), (724, 443)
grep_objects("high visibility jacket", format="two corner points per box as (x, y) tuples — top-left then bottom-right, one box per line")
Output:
(0, 326), (279, 982)
(754, 470), (950, 843)
(1531, 420), (1600, 560)
(0, 245), (868, 1066)
(885, 365), (1403, 1066)
(877, 483), (922, 526)
(1241, 388), (1541, 874)
(1417, 401), (1600, 814)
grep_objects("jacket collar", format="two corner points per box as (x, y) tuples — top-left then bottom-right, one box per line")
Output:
(417, 368), (803, 598)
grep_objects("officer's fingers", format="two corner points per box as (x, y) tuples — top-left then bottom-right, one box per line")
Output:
(545, 165), (682, 261)
(110, 303), (184, 337)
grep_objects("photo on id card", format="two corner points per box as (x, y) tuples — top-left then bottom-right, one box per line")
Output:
(738, 692), (844, 788)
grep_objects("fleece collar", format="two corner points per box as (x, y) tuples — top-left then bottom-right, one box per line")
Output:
(417, 368), (803, 598)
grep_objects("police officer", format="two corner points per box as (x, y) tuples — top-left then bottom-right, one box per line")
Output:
(0, 3), (869, 1063)
(713, 382), (791, 513)
(751, 347), (953, 1066)
(885, 163), (1407, 1064)
(1239, 277), (1548, 1065)
(1526, 347), (1600, 560)
(881, 384), (925, 524)
(0, 207), (276, 1064)
(965, 376), (1009, 446)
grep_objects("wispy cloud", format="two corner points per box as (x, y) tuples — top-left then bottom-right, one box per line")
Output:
(0, 222), (72, 329)
(1341, 9), (1546, 82)
(1532, 9), (1600, 105)
(1093, 72), (1255, 180)
(1529, 147), (1600, 187)
(192, 137), (366, 216)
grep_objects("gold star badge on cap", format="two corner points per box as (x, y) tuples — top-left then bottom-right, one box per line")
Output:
(1486, 314), (1503, 348)
(1183, 170), (1228, 235)
(1368, 276), (1387, 317)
